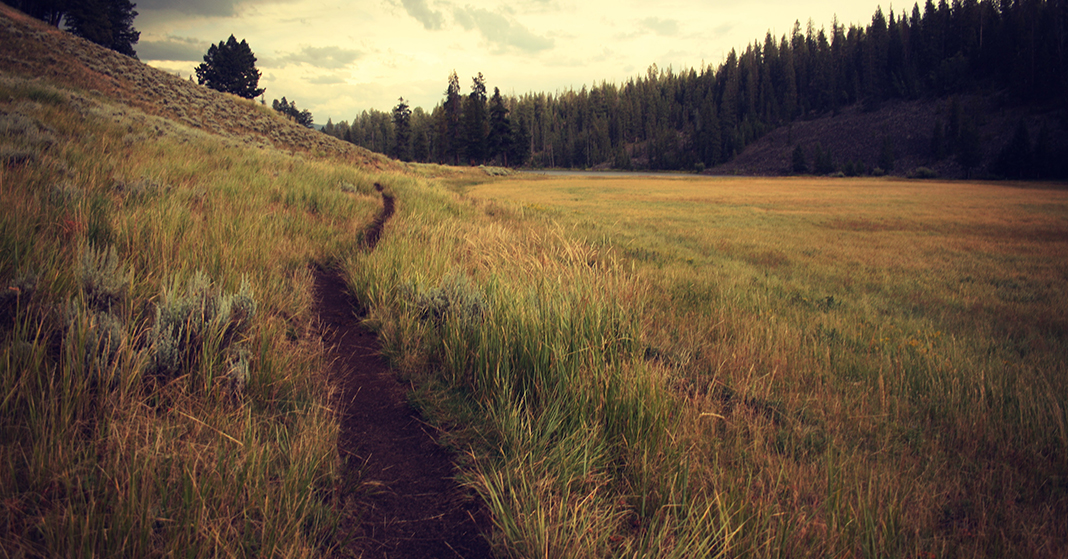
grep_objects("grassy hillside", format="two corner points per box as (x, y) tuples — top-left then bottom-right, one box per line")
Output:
(0, 4), (400, 167)
(0, 42), (399, 556)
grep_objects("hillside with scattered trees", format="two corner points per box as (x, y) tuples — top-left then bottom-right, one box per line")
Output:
(3, 0), (140, 56)
(325, 0), (1068, 179)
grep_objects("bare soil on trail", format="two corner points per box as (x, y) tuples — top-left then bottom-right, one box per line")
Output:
(314, 187), (495, 558)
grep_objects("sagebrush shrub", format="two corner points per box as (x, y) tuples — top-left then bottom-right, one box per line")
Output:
(148, 271), (257, 393)
(404, 272), (487, 327)
(79, 244), (128, 312)
(63, 300), (125, 373)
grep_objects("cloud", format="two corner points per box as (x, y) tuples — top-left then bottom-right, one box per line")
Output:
(137, 0), (301, 17)
(307, 74), (347, 85)
(400, 0), (445, 30)
(136, 0), (244, 17)
(277, 46), (363, 69)
(136, 36), (211, 62)
(711, 22), (735, 37)
(453, 6), (553, 53)
(640, 17), (680, 37)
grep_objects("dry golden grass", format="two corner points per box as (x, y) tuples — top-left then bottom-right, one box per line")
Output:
(461, 174), (1068, 557)
(0, 70), (387, 557)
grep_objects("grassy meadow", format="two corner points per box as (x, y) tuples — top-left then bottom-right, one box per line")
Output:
(348, 173), (1068, 557)
(4, 65), (1067, 558)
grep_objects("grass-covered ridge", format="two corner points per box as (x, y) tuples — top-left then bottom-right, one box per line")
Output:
(0, 72), (389, 556)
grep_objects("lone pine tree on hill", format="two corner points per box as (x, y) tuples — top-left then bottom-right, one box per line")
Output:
(196, 35), (265, 99)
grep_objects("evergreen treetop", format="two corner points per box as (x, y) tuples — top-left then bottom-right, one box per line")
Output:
(196, 35), (265, 99)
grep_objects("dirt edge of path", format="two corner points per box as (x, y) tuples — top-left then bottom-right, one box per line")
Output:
(314, 184), (495, 558)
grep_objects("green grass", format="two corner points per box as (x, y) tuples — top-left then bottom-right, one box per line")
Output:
(342, 173), (1068, 557)
(460, 174), (1068, 557)
(0, 75), (384, 557)
(5, 68), (1067, 558)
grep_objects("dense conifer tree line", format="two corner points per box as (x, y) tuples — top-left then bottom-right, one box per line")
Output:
(326, 0), (1067, 177)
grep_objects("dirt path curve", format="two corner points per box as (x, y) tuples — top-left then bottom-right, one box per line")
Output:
(313, 184), (494, 558)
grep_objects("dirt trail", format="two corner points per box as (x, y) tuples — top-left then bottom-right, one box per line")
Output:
(314, 184), (494, 558)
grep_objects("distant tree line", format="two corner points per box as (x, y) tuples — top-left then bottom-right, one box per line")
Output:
(7, 0), (140, 57)
(324, 0), (1067, 177)
(272, 97), (314, 128)
(323, 72), (531, 166)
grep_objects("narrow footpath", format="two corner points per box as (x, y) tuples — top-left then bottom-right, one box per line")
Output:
(313, 184), (494, 558)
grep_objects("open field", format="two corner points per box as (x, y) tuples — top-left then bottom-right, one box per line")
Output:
(348, 173), (1068, 556)
(4, 41), (1068, 555)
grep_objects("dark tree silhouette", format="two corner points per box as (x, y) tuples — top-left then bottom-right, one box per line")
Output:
(9, 0), (68, 26)
(63, 0), (139, 57)
(392, 97), (412, 161)
(463, 73), (488, 164)
(272, 97), (314, 128)
(196, 35), (265, 99)
(487, 87), (512, 166)
(327, 0), (1068, 177)
(441, 71), (462, 164)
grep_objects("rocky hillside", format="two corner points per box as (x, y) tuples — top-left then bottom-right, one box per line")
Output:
(0, 4), (400, 171)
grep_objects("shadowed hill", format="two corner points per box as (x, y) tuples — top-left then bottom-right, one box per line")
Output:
(709, 95), (1068, 179)
(0, 3), (400, 171)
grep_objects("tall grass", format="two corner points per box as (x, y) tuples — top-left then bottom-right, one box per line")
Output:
(7, 68), (1064, 557)
(458, 175), (1068, 557)
(344, 180), (737, 557)
(0, 75), (383, 556)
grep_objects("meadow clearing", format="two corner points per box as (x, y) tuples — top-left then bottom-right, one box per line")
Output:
(3, 65), (1067, 557)
(348, 173), (1068, 557)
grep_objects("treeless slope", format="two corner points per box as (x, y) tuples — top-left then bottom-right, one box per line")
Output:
(0, 3), (399, 170)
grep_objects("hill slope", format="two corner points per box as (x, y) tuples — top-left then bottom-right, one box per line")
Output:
(0, 4), (398, 170)
(709, 95), (1068, 179)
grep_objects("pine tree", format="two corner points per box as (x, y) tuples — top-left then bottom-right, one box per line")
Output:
(271, 97), (313, 128)
(196, 36), (265, 99)
(392, 97), (412, 161)
(63, 0), (140, 57)
(442, 71), (463, 164)
(812, 142), (836, 174)
(487, 87), (513, 166)
(463, 73), (488, 164)
(11, 0), (68, 26)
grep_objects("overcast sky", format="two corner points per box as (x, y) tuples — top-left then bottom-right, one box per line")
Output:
(135, 0), (885, 124)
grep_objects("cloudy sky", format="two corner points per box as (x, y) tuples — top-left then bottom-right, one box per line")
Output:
(135, 0), (883, 124)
